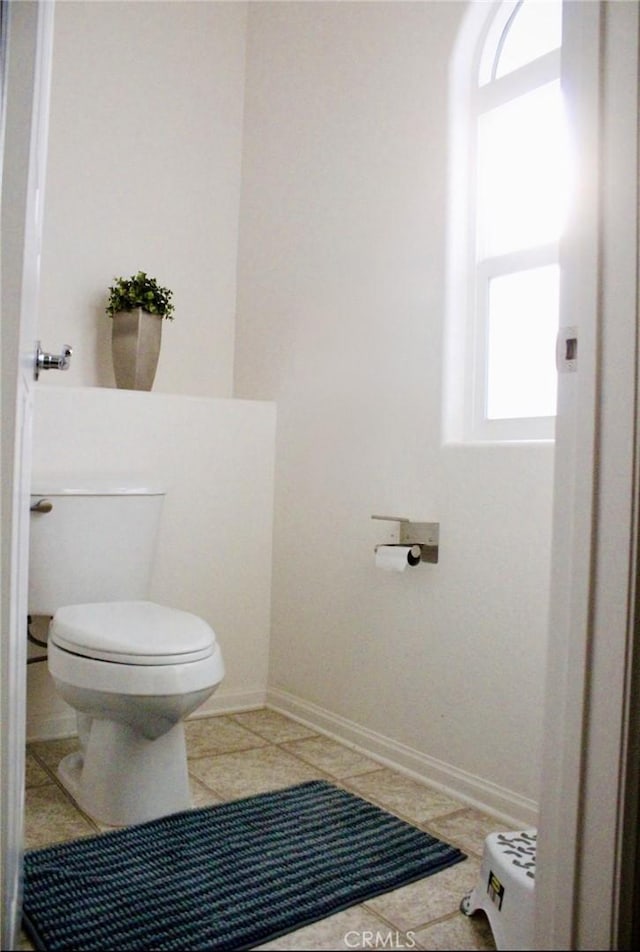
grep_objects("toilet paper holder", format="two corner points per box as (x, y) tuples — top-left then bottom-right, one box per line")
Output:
(371, 515), (439, 564)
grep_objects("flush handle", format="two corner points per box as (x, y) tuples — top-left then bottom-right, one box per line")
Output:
(30, 499), (53, 514)
(34, 342), (72, 381)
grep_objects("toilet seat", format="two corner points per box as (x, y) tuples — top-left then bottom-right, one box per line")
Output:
(51, 600), (216, 665)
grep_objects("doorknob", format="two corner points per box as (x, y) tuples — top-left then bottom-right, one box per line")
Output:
(34, 342), (73, 381)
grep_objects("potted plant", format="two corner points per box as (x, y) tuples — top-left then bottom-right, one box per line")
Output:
(106, 271), (174, 391)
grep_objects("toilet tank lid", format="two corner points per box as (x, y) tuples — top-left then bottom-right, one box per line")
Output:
(31, 476), (166, 496)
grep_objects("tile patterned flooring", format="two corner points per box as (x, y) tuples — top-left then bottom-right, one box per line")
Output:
(23, 709), (500, 951)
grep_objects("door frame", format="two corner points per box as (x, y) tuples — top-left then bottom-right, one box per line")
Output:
(536, 1), (640, 947)
(0, 1), (54, 947)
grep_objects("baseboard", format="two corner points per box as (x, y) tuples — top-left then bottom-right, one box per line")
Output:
(266, 687), (538, 828)
(26, 710), (77, 742)
(189, 688), (268, 718)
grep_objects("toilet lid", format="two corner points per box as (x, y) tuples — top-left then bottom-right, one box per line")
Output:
(50, 600), (216, 665)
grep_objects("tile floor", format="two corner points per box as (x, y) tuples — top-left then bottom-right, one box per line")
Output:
(23, 708), (500, 951)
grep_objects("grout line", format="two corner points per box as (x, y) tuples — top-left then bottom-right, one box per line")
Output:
(186, 742), (268, 761)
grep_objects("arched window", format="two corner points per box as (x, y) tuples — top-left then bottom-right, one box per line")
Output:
(445, 0), (567, 442)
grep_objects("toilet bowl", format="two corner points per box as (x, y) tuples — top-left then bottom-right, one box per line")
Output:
(29, 480), (225, 826)
(48, 601), (224, 826)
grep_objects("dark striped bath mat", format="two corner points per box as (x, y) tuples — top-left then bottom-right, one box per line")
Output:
(22, 779), (465, 951)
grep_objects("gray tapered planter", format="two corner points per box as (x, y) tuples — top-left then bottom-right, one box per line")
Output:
(111, 309), (162, 391)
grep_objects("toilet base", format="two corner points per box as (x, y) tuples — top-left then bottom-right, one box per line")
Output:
(58, 717), (192, 827)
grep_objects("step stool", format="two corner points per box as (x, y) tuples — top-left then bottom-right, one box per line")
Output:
(460, 829), (536, 951)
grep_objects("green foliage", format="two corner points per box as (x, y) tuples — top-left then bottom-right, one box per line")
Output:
(106, 271), (175, 320)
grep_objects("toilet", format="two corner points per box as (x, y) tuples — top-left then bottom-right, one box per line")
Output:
(28, 478), (225, 827)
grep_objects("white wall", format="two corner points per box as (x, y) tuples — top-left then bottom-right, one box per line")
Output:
(36, 0), (247, 397)
(27, 387), (275, 739)
(234, 2), (554, 822)
(27, 0), (258, 737)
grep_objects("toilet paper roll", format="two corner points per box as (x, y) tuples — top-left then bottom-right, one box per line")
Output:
(375, 545), (421, 572)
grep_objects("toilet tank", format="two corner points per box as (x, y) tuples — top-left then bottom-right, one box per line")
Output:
(28, 478), (166, 616)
